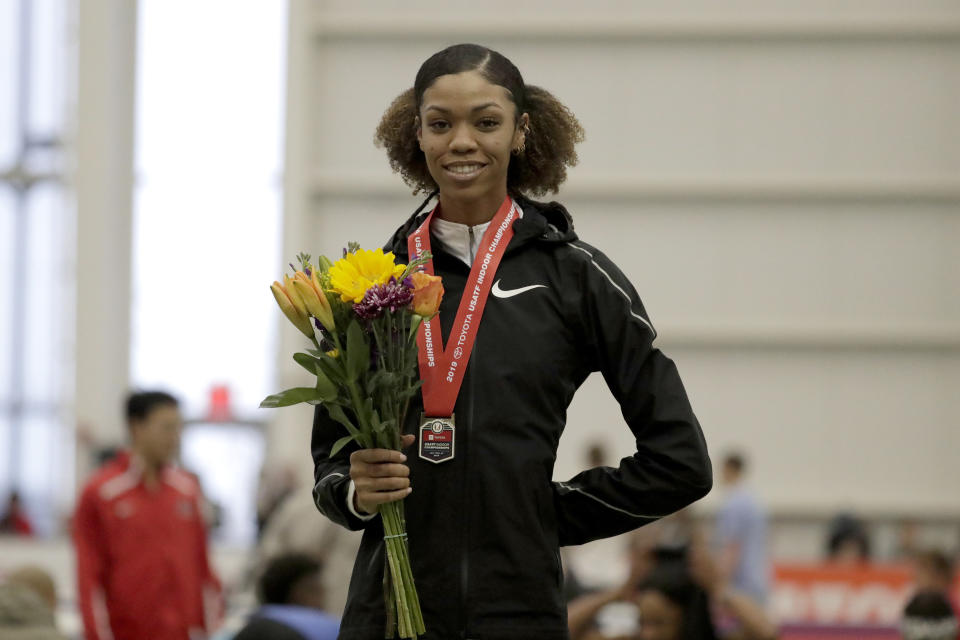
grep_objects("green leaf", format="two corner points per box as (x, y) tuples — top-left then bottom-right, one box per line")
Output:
(376, 418), (396, 434)
(293, 352), (318, 375)
(345, 320), (370, 381)
(397, 379), (423, 401)
(292, 352), (339, 403)
(329, 434), (356, 457)
(408, 314), (424, 340)
(259, 387), (326, 408)
(314, 368), (338, 403)
(361, 396), (375, 429)
(365, 369), (401, 396)
(316, 355), (344, 384)
(365, 369), (386, 395)
(327, 404), (362, 441)
(369, 408), (386, 433)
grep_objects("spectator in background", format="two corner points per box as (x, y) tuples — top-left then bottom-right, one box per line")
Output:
(560, 440), (622, 601)
(585, 441), (609, 469)
(73, 390), (222, 640)
(901, 590), (958, 640)
(913, 549), (956, 598)
(825, 512), (871, 564)
(567, 526), (658, 639)
(896, 519), (922, 560)
(256, 485), (361, 616)
(713, 452), (769, 604)
(255, 466), (298, 539)
(0, 565), (65, 639)
(567, 541), (778, 640)
(0, 491), (34, 536)
(233, 553), (339, 640)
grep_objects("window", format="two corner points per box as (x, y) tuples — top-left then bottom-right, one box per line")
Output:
(0, 0), (71, 536)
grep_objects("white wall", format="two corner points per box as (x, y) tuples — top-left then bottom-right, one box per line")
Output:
(280, 0), (960, 516)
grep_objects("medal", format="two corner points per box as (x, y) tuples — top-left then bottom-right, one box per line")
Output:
(408, 195), (519, 464)
(418, 414), (455, 464)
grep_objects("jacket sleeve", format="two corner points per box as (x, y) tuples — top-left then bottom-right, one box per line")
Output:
(73, 484), (112, 640)
(311, 404), (378, 531)
(552, 244), (713, 546)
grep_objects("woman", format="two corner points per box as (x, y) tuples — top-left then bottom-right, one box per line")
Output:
(311, 44), (712, 640)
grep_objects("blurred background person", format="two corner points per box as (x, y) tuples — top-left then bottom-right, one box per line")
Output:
(255, 466), (298, 540)
(0, 566), (65, 640)
(255, 484), (361, 616)
(72, 391), (222, 640)
(900, 590), (958, 640)
(714, 451), (769, 605)
(0, 491), (35, 537)
(824, 512), (872, 565)
(567, 538), (778, 640)
(231, 553), (339, 640)
(567, 531), (656, 640)
(912, 549), (956, 597)
(896, 519), (922, 560)
(561, 440), (644, 598)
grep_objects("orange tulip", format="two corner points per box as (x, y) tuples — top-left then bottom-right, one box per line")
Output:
(409, 272), (444, 318)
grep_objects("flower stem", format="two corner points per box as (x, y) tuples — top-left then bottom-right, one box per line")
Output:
(381, 500), (423, 637)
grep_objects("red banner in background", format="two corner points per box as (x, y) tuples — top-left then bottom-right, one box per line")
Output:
(772, 564), (914, 626)
(772, 563), (960, 640)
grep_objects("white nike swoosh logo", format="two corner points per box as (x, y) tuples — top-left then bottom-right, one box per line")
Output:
(491, 280), (547, 299)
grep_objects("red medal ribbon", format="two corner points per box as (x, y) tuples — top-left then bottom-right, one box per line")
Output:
(407, 195), (518, 417)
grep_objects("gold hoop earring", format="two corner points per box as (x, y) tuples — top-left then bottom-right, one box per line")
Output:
(512, 122), (530, 155)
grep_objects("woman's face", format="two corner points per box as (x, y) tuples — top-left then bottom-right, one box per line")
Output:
(637, 590), (683, 640)
(417, 70), (527, 205)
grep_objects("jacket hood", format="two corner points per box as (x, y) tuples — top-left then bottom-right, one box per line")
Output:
(385, 193), (578, 259)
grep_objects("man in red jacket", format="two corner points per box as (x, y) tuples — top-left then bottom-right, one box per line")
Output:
(73, 391), (222, 640)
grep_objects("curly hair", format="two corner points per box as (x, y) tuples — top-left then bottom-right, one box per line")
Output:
(374, 44), (584, 197)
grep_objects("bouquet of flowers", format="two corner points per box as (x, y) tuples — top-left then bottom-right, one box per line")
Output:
(262, 243), (442, 639)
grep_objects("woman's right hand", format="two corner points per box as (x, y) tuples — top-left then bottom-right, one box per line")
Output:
(350, 434), (416, 515)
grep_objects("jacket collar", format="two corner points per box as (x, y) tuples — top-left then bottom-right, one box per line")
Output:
(385, 194), (578, 261)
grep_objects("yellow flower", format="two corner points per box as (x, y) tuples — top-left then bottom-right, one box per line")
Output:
(270, 281), (315, 339)
(283, 274), (308, 316)
(292, 269), (336, 332)
(328, 248), (406, 303)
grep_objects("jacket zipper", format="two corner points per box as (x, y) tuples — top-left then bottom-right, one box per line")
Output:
(460, 355), (475, 638)
(468, 225), (476, 263)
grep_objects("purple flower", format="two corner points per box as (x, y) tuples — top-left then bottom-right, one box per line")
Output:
(353, 277), (414, 320)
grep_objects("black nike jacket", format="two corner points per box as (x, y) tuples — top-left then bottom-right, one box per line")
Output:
(311, 196), (712, 640)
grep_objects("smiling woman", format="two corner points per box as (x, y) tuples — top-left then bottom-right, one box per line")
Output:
(311, 43), (713, 640)
(374, 45), (583, 205)
(416, 73), (526, 225)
